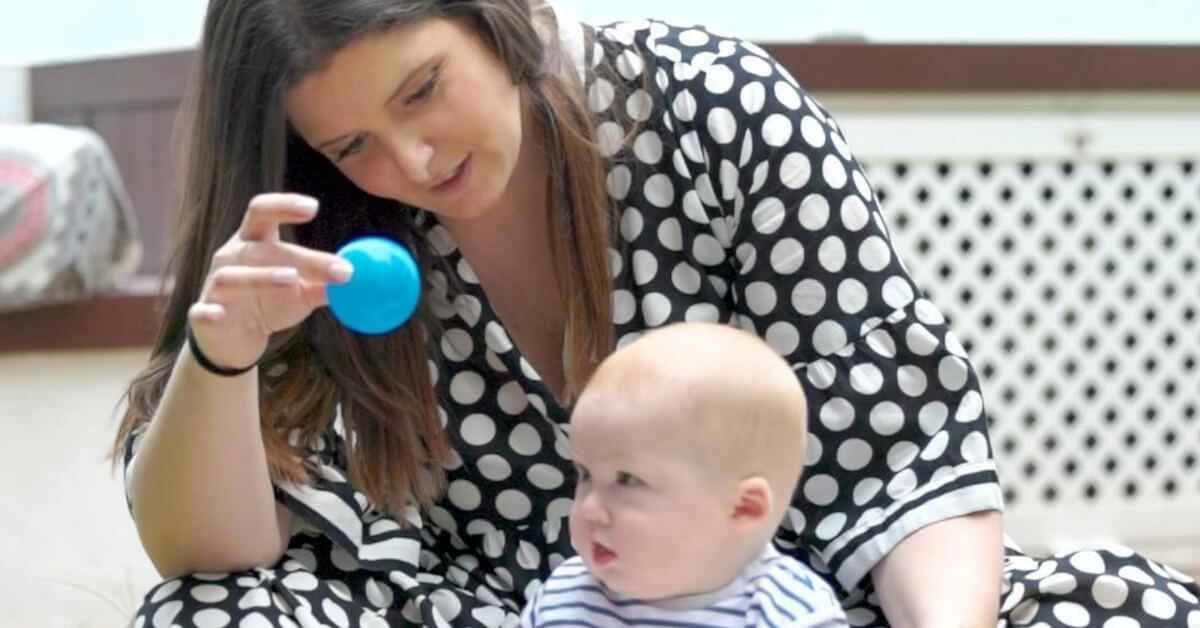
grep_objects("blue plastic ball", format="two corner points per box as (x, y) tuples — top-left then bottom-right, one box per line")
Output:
(326, 236), (421, 335)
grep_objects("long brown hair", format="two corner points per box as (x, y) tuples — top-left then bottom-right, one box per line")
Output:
(112, 0), (615, 516)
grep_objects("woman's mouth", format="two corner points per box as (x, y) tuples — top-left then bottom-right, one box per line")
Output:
(430, 154), (471, 195)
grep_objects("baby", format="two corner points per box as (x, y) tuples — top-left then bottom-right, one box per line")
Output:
(522, 322), (848, 627)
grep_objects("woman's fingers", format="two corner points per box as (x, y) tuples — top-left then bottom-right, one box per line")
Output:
(238, 193), (320, 242)
(188, 302), (227, 325)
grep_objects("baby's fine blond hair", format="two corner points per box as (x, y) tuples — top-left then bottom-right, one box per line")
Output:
(580, 322), (809, 521)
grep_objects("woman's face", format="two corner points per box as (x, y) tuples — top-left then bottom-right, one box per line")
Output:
(285, 17), (527, 222)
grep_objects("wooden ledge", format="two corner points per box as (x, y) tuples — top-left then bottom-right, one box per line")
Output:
(0, 282), (164, 353)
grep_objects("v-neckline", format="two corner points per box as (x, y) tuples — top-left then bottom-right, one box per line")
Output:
(424, 222), (572, 418)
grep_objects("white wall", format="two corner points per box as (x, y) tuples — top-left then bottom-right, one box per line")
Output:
(1, 0), (1198, 67)
(0, 67), (29, 123)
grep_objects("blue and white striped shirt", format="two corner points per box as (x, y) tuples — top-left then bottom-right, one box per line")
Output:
(520, 545), (849, 627)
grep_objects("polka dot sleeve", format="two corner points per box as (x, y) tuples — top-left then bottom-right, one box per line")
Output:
(655, 28), (1006, 591)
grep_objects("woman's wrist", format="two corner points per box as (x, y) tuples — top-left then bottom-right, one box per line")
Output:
(186, 325), (259, 376)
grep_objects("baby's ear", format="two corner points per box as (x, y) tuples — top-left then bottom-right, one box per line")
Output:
(732, 476), (773, 525)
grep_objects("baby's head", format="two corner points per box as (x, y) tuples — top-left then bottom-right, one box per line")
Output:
(567, 322), (808, 600)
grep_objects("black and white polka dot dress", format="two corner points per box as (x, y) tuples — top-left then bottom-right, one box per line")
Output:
(125, 17), (1200, 628)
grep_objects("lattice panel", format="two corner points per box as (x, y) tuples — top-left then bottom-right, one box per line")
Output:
(865, 158), (1199, 524)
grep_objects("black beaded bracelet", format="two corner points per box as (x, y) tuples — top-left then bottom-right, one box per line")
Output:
(186, 326), (257, 377)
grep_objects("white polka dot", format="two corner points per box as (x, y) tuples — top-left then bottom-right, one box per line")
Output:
(685, 303), (720, 323)
(719, 159), (739, 201)
(886, 469), (917, 498)
(740, 55), (773, 77)
(850, 363), (885, 395)
(448, 480), (482, 510)
(859, 236), (892, 272)
(904, 324), (939, 357)
(887, 441), (919, 471)
(762, 114), (792, 147)
(1103, 618), (1141, 628)
(853, 478), (882, 505)
(914, 299), (946, 325)
(812, 320), (847, 355)
(792, 279), (827, 315)
(657, 218), (683, 251)
(823, 155), (848, 188)
(151, 580), (182, 604)
(671, 263), (702, 294)
(938, 356), (969, 391)
(744, 282), (778, 315)
(1171, 582), (1199, 604)
(799, 117), (827, 149)
(752, 197), (785, 234)
(704, 65), (735, 94)
(869, 402), (904, 436)
(1120, 566), (1155, 585)
(692, 234), (725, 266)
(588, 78), (614, 112)
(779, 152), (812, 189)
(237, 589), (271, 610)
(806, 359), (836, 389)
(429, 589), (463, 621)
(633, 130), (663, 164)
(509, 424), (543, 456)
(484, 321), (512, 354)
(1144, 589), (1178, 619)
(837, 439), (873, 471)
(1189, 610), (1200, 627)
(496, 382), (528, 416)
(815, 513), (847, 541)
(679, 29), (710, 46)
(673, 91), (698, 122)
(449, 371), (485, 405)
(632, 250), (658, 286)
(920, 431), (949, 461)
(496, 489), (533, 521)
(882, 276), (915, 310)
(643, 174), (674, 208)
(961, 432), (990, 463)
(641, 292), (672, 326)
(897, 365), (928, 397)
(626, 89), (653, 121)
(820, 398), (855, 432)
(837, 279), (869, 314)
(818, 236), (847, 272)
(853, 170), (874, 200)
(1040, 572), (1079, 595)
(707, 107), (738, 144)
(527, 464), (565, 490)
(440, 328), (472, 362)
(769, 238), (804, 274)
(238, 613), (273, 628)
(194, 609), (231, 628)
(804, 474), (839, 506)
(740, 81), (765, 115)
(596, 121), (624, 157)
(1092, 575), (1130, 609)
(616, 49), (644, 80)
(1052, 601), (1091, 627)
(797, 194), (830, 230)
(322, 599), (349, 628)
(774, 81), (801, 109)
(190, 584), (230, 604)
(955, 390), (984, 423)
(765, 322), (800, 355)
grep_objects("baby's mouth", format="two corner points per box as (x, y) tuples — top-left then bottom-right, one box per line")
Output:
(592, 541), (617, 566)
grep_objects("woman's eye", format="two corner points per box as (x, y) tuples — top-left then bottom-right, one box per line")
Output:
(406, 71), (439, 105)
(336, 135), (366, 161)
(616, 472), (641, 487)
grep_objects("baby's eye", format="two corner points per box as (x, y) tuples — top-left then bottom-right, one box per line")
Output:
(615, 472), (641, 487)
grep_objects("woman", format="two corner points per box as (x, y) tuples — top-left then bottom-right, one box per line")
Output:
(115, 0), (1200, 626)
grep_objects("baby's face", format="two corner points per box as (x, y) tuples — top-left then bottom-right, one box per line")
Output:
(567, 394), (740, 600)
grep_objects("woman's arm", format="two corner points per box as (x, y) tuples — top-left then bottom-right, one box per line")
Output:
(871, 510), (1004, 628)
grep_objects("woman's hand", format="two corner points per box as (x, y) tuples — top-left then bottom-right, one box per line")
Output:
(188, 193), (352, 368)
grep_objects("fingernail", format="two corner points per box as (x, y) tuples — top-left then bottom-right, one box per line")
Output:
(330, 261), (353, 282)
(296, 197), (319, 212)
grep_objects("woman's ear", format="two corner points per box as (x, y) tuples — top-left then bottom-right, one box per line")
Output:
(732, 476), (773, 528)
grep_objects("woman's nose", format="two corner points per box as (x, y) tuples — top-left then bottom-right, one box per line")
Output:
(386, 136), (435, 185)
